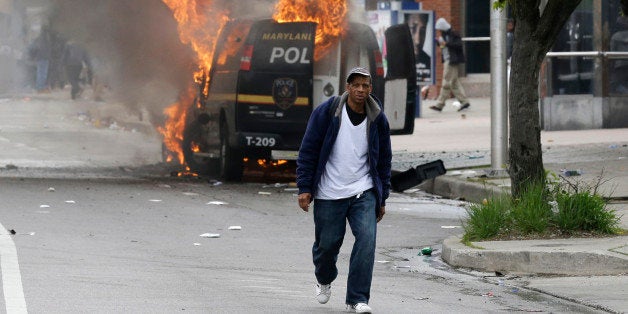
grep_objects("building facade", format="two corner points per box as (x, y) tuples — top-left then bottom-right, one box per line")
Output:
(367, 0), (627, 129)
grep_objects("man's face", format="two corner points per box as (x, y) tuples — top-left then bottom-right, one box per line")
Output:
(346, 76), (372, 105)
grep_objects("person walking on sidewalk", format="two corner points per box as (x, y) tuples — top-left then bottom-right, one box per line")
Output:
(430, 17), (470, 112)
(296, 67), (392, 314)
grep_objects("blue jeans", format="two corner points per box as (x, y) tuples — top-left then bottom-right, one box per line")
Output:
(312, 190), (377, 305)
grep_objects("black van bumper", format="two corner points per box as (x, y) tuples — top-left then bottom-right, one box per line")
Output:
(235, 132), (303, 159)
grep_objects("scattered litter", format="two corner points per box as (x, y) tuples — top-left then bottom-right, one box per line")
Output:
(375, 260), (391, 264)
(207, 201), (227, 205)
(258, 191), (272, 195)
(199, 233), (220, 238)
(560, 169), (582, 177)
(183, 192), (199, 196)
(511, 288), (519, 293)
(441, 225), (461, 229)
(48, 187), (55, 192)
(284, 187), (299, 192)
(403, 188), (420, 193)
(208, 180), (222, 186)
(465, 154), (484, 159)
(149, 199), (162, 202)
(415, 297), (429, 301)
(5, 164), (18, 170)
(460, 170), (478, 178)
(394, 265), (411, 268)
(460, 114), (466, 119)
(419, 247), (433, 256)
(609, 144), (618, 149)
(39, 204), (50, 208)
(9, 229), (16, 235)
(263, 183), (287, 188)
(483, 292), (494, 297)
(29, 232), (35, 236)
(228, 226), (242, 230)
(65, 200), (76, 204)
(159, 184), (172, 188)
(193, 243), (201, 246)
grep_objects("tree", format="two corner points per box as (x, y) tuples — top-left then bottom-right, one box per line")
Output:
(494, 0), (582, 197)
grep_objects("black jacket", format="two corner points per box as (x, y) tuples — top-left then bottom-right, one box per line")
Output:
(441, 29), (465, 65)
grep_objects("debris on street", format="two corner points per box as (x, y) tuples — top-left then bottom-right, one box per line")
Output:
(199, 233), (220, 238)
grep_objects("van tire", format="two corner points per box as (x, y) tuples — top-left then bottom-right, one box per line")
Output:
(220, 122), (243, 181)
(182, 120), (214, 175)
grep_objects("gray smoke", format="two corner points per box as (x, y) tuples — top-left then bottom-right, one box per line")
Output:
(47, 0), (275, 127)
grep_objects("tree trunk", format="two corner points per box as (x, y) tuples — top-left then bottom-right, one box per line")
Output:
(508, 24), (544, 197)
(508, 0), (582, 197)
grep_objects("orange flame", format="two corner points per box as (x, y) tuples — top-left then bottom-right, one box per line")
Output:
(159, 0), (230, 164)
(273, 0), (348, 60)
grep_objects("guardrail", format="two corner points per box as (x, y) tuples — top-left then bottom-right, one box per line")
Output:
(545, 51), (628, 59)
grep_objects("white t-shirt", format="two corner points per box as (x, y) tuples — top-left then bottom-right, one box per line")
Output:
(316, 105), (373, 199)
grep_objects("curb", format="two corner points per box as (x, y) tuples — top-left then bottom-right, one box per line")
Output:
(441, 235), (628, 276)
(418, 175), (506, 204)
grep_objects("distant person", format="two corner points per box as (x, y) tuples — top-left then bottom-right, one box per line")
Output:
(610, 16), (628, 94)
(430, 17), (470, 112)
(62, 41), (92, 100)
(297, 67), (391, 314)
(48, 31), (67, 90)
(28, 27), (52, 93)
(506, 18), (515, 85)
(506, 18), (514, 61)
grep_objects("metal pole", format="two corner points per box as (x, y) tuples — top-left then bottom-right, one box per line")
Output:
(489, 0), (508, 174)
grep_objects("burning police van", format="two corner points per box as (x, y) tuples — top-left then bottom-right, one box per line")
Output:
(181, 19), (416, 181)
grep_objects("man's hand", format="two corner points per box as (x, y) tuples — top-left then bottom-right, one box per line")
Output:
(377, 206), (386, 222)
(298, 193), (312, 212)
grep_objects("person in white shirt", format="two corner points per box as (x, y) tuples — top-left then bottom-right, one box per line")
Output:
(297, 67), (392, 314)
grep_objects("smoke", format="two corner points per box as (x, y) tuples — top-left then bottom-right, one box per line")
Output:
(47, 0), (275, 127)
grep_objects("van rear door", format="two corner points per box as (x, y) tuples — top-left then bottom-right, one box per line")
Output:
(384, 24), (417, 135)
(235, 20), (316, 150)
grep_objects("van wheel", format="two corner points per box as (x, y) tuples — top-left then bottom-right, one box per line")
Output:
(220, 122), (243, 181)
(182, 120), (214, 175)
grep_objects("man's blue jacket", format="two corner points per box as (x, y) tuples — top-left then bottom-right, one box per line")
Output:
(296, 91), (392, 209)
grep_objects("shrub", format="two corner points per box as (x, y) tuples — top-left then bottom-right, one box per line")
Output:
(510, 183), (553, 234)
(462, 195), (509, 242)
(462, 171), (621, 241)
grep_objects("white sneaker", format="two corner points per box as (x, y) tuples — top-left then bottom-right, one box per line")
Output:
(348, 302), (372, 313)
(315, 283), (331, 304)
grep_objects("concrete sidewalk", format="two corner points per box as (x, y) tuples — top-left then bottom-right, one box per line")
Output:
(390, 96), (628, 277)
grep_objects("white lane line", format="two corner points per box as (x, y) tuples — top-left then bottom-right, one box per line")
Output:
(0, 221), (28, 313)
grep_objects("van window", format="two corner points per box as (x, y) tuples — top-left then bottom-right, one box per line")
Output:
(215, 21), (252, 71)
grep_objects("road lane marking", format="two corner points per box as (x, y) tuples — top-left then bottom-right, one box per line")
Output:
(0, 221), (27, 313)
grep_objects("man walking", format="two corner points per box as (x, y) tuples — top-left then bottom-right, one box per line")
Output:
(430, 17), (470, 112)
(296, 67), (392, 313)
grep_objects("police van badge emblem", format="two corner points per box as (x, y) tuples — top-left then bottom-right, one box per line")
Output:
(273, 78), (298, 110)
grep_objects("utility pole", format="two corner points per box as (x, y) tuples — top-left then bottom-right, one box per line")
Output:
(488, 0), (508, 176)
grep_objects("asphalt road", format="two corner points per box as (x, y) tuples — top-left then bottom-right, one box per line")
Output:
(0, 177), (602, 313)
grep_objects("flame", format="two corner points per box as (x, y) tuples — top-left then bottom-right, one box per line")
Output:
(273, 0), (348, 60)
(159, 0), (230, 164)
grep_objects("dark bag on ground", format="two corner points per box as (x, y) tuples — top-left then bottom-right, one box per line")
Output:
(391, 160), (446, 192)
